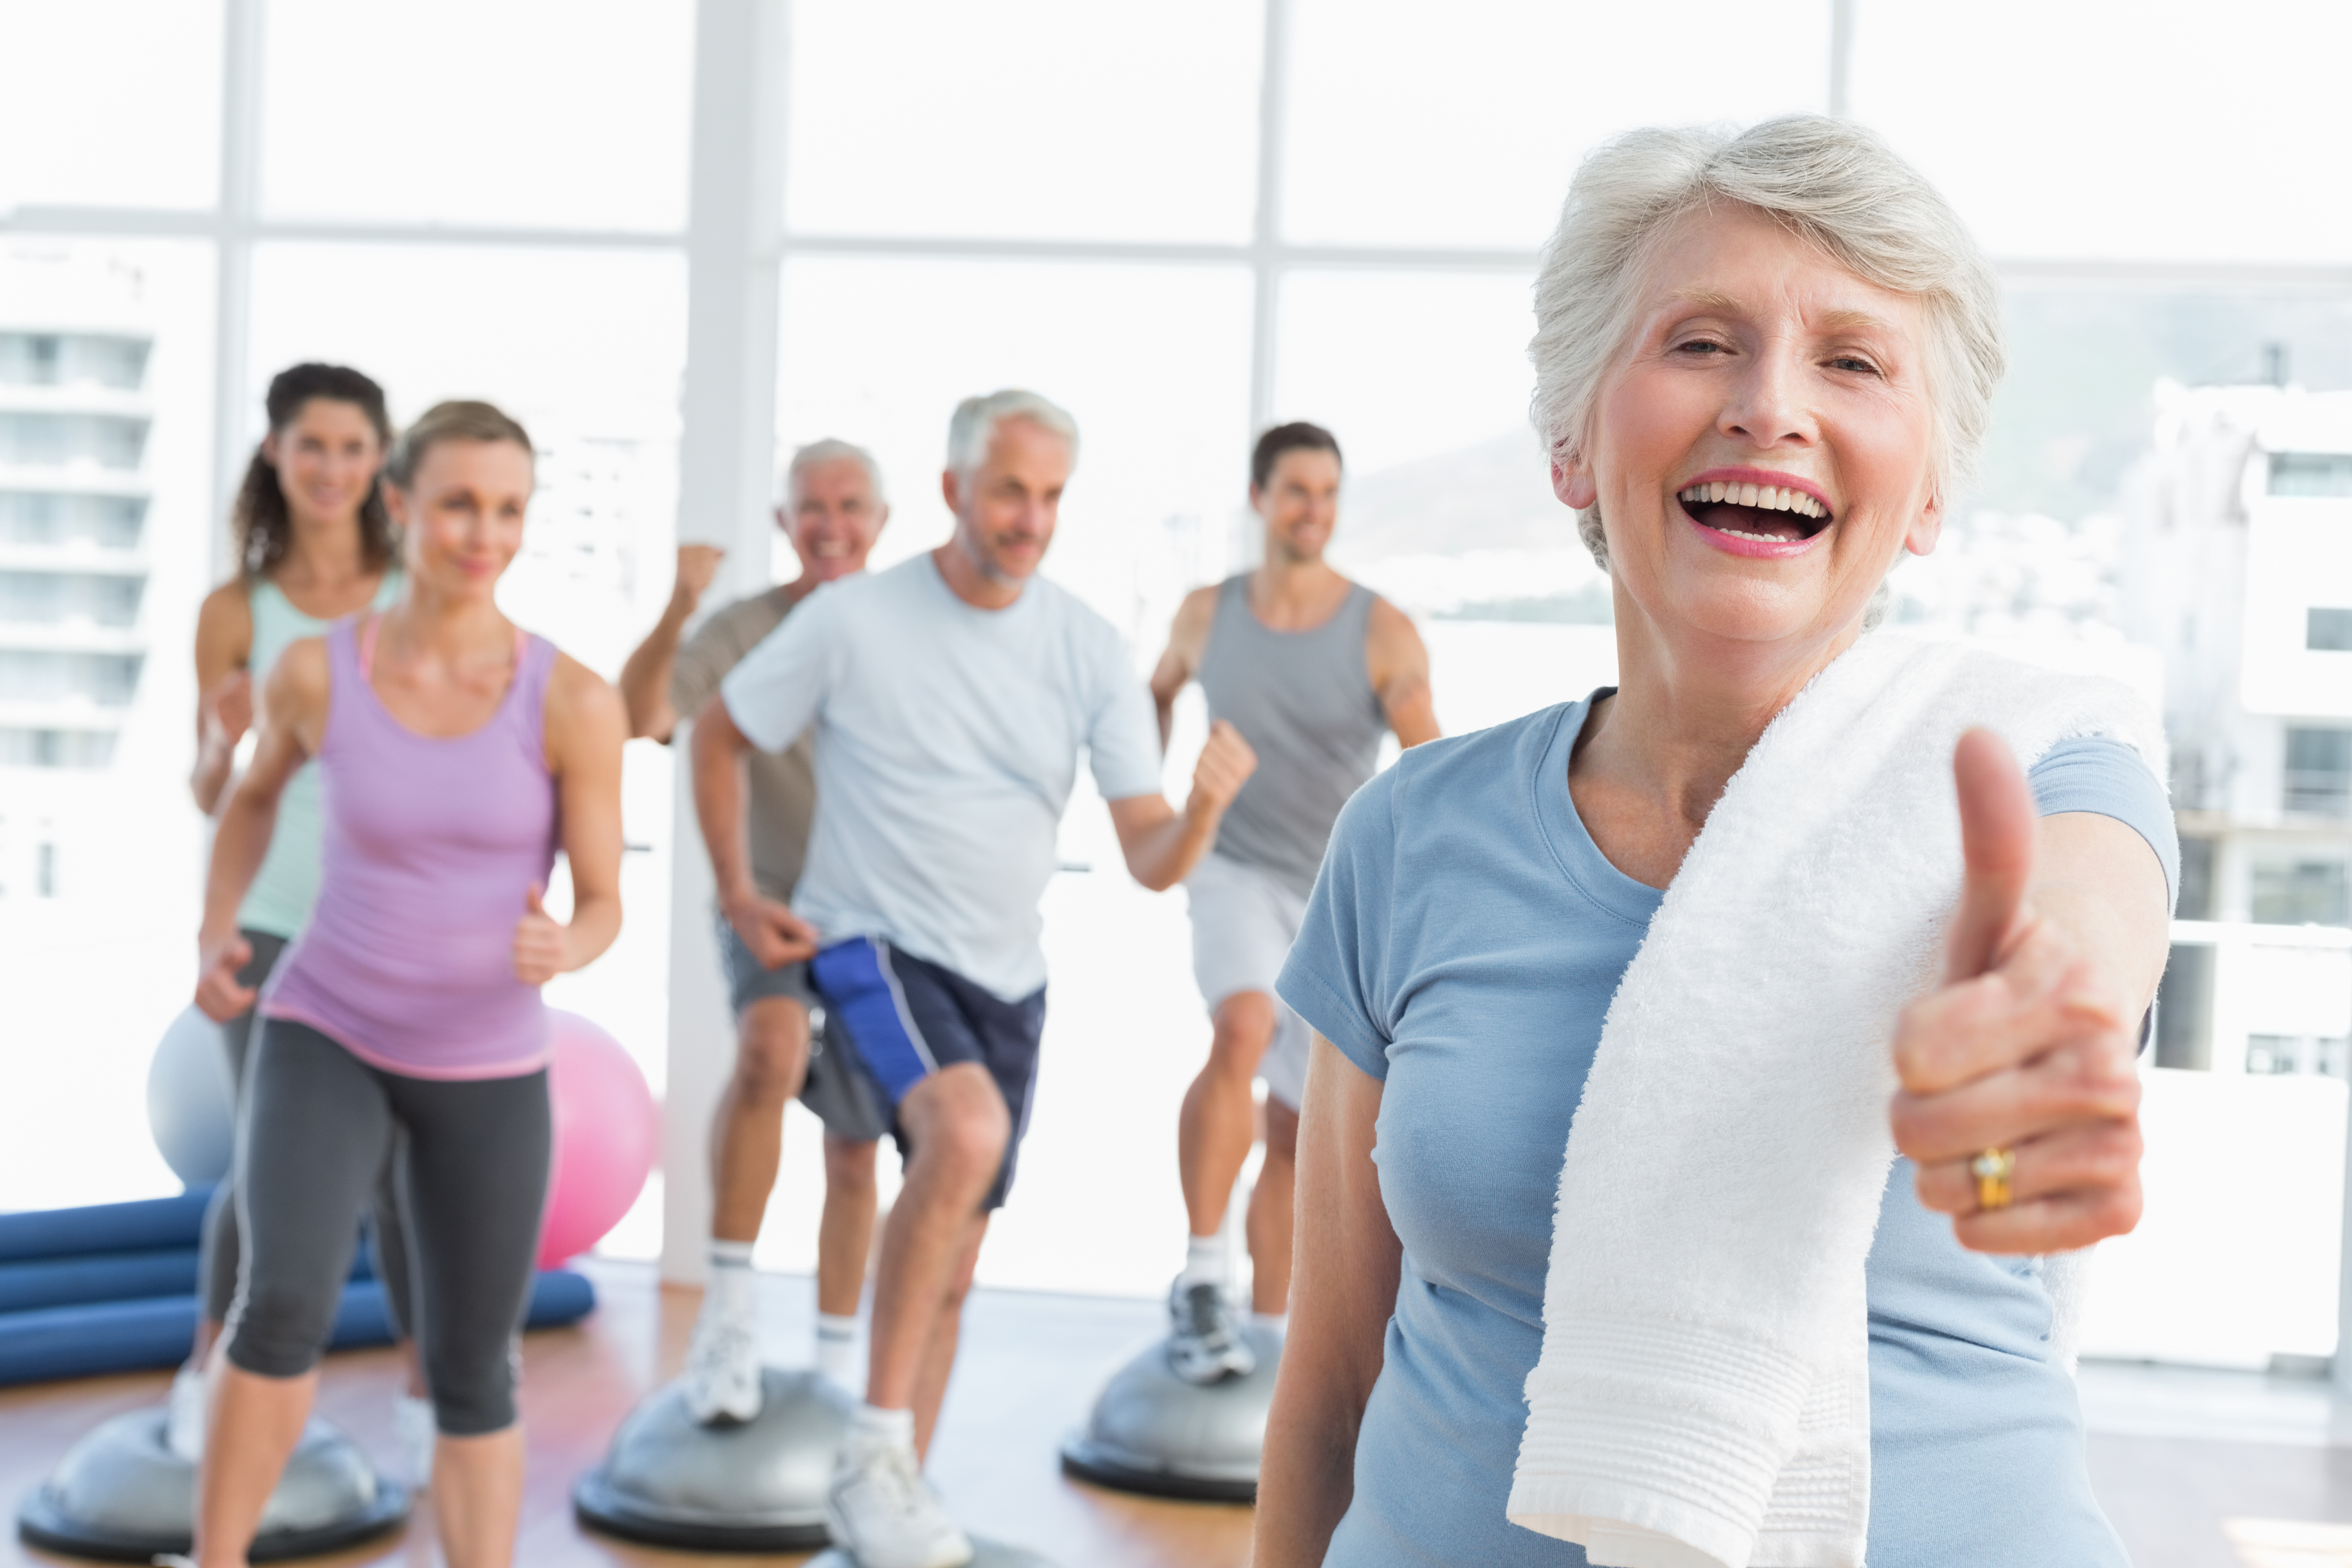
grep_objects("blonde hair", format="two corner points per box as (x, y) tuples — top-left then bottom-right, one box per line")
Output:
(1528, 115), (2003, 569)
(385, 399), (535, 489)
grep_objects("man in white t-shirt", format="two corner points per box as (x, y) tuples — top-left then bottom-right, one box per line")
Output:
(695, 389), (1256, 1568)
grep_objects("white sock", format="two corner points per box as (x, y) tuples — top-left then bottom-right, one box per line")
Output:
(849, 1401), (916, 1458)
(816, 1312), (860, 1387)
(1178, 1233), (1227, 1290)
(708, 1239), (755, 1323)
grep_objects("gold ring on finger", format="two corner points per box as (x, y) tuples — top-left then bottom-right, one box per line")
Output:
(1970, 1146), (2016, 1212)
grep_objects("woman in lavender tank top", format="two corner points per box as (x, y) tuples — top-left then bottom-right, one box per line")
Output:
(192, 401), (626, 1568)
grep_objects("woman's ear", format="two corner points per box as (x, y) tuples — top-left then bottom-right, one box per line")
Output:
(382, 484), (411, 530)
(1552, 459), (1598, 511)
(259, 431), (281, 469)
(1904, 487), (1945, 557)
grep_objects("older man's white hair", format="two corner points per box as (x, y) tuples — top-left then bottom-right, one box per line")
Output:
(946, 389), (1079, 478)
(1528, 114), (2004, 570)
(783, 437), (886, 506)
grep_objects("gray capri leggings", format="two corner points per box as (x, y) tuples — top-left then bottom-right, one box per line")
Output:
(226, 1019), (550, 1436)
(200, 931), (417, 1335)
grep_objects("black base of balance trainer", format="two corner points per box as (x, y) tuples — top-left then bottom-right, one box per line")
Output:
(16, 1408), (408, 1563)
(806, 1539), (1053, 1567)
(574, 1366), (851, 1550)
(1058, 1321), (1280, 1504)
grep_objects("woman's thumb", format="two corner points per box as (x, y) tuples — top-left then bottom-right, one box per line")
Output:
(1944, 728), (2036, 984)
(525, 883), (546, 917)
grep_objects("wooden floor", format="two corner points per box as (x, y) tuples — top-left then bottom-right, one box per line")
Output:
(0, 1260), (1247, 1568)
(4, 1261), (2350, 1567)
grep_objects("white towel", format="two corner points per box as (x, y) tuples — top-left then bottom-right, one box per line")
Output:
(1506, 633), (2163, 1568)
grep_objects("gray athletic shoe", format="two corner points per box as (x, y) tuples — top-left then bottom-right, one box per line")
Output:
(1166, 1278), (1256, 1385)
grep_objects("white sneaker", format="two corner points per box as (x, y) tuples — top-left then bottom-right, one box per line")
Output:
(165, 1365), (207, 1463)
(826, 1441), (973, 1568)
(684, 1309), (764, 1425)
(395, 1394), (436, 1489)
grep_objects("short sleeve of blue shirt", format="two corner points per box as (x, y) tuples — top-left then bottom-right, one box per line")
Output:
(1279, 770), (1402, 1080)
(2031, 736), (2179, 912)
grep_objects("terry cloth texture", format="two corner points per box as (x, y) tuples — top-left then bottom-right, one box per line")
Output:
(1506, 634), (2163, 1568)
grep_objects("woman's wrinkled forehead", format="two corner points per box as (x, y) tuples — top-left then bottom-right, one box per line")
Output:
(1629, 209), (1923, 355)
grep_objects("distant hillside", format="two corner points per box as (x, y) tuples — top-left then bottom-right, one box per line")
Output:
(1335, 428), (1572, 560)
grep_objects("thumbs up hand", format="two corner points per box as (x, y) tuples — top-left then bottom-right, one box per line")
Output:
(514, 883), (570, 985)
(1889, 729), (2145, 1254)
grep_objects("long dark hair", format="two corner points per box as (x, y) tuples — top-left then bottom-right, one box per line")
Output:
(231, 363), (396, 578)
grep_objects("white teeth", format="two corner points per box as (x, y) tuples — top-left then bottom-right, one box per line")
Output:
(1676, 481), (1829, 521)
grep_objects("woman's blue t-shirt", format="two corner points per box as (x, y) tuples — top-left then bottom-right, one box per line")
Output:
(1275, 693), (2176, 1568)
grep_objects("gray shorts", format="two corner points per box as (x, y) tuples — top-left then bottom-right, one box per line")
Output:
(714, 911), (887, 1143)
(1184, 852), (1311, 1109)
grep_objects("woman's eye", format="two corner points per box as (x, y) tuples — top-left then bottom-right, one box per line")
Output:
(1829, 356), (1880, 375)
(1677, 339), (1728, 356)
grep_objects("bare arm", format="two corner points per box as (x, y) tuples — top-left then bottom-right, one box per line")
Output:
(617, 543), (725, 742)
(689, 694), (818, 966)
(1254, 1034), (1400, 1566)
(194, 638), (326, 1018)
(1893, 732), (2173, 1253)
(1147, 586), (1217, 751)
(1105, 719), (1257, 891)
(190, 581), (255, 813)
(1366, 596), (1439, 749)
(515, 656), (630, 982)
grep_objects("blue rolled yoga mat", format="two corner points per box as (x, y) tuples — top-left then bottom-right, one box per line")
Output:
(0, 1186), (599, 1387)
(0, 1189), (215, 1263)
(0, 1271), (597, 1388)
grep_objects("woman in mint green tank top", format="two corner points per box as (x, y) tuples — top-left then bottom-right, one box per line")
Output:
(176, 364), (429, 1477)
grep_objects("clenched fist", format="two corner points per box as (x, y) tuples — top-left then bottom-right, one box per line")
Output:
(514, 884), (570, 985)
(725, 890), (820, 970)
(670, 543), (727, 614)
(195, 928), (257, 1022)
(1186, 719), (1258, 820)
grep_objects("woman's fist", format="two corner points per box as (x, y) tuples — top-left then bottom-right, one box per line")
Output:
(513, 884), (569, 985)
(196, 930), (256, 1022)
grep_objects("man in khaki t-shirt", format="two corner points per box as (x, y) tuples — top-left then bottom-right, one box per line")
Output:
(617, 438), (889, 1422)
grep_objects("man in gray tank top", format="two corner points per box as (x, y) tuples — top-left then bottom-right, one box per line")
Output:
(1147, 421), (1439, 1383)
(617, 439), (892, 1424)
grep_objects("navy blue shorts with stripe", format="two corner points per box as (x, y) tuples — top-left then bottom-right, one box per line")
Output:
(808, 936), (1047, 1212)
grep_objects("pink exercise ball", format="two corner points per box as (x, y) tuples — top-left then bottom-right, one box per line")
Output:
(538, 1009), (658, 1268)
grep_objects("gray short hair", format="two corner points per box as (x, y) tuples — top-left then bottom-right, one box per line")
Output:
(947, 389), (1079, 477)
(784, 437), (886, 506)
(1528, 115), (2004, 570)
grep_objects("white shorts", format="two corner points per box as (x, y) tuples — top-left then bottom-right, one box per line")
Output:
(1184, 852), (1311, 1110)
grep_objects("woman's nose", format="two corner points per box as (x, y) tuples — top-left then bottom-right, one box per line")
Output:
(1719, 347), (1815, 449)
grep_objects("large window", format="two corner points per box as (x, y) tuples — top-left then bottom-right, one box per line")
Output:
(11, 2), (2352, 1312)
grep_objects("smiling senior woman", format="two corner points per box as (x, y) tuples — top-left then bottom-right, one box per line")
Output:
(1255, 117), (2176, 1568)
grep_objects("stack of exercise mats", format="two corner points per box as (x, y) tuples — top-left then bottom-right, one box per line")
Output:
(8, 1187), (595, 1563)
(0, 1187), (596, 1385)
